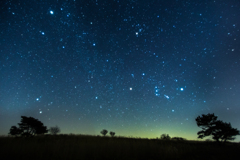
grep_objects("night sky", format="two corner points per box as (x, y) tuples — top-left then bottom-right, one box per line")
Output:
(1, 0), (240, 141)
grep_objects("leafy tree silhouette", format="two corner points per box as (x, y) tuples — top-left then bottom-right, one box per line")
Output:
(100, 129), (108, 136)
(196, 113), (240, 142)
(9, 116), (48, 137)
(9, 126), (22, 137)
(110, 131), (115, 137)
(212, 121), (240, 142)
(49, 126), (61, 135)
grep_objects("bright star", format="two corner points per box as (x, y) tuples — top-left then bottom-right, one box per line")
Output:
(50, 10), (54, 14)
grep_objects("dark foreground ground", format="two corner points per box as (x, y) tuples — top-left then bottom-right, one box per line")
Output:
(0, 135), (239, 160)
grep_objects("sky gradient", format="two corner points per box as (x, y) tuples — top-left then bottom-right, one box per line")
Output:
(1, 0), (240, 141)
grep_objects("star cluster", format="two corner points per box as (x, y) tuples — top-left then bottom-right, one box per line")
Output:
(1, 0), (240, 140)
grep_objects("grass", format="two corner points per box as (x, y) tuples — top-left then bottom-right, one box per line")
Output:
(1, 134), (240, 160)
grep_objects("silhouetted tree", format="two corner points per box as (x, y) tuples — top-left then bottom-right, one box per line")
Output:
(212, 121), (240, 142)
(160, 134), (171, 140)
(195, 113), (217, 139)
(9, 126), (22, 137)
(100, 129), (108, 136)
(196, 113), (240, 142)
(9, 116), (48, 137)
(110, 131), (115, 137)
(49, 126), (61, 135)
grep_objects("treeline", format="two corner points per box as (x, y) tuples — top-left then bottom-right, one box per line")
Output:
(8, 113), (240, 143)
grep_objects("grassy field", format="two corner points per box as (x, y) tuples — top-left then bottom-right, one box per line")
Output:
(1, 134), (239, 160)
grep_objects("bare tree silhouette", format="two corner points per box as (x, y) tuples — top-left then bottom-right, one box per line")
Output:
(49, 126), (61, 135)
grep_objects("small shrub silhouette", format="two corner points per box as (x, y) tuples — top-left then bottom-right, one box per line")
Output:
(160, 134), (171, 140)
(171, 137), (186, 141)
(110, 131), (115, 137)
(100, 129), (108, 136)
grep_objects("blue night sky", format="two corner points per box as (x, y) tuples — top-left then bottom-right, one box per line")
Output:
(1, 0), (240, 141)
